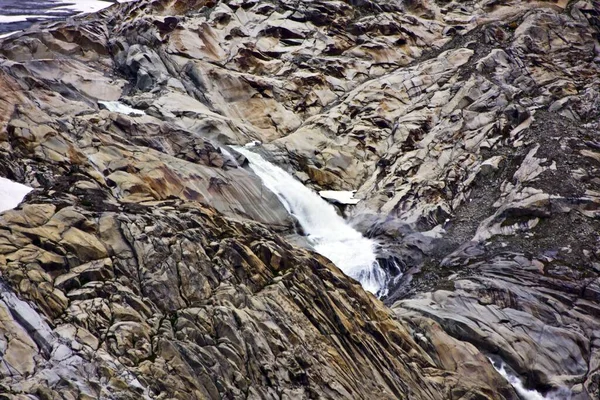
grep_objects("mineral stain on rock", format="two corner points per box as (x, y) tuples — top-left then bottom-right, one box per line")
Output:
(0, 0), (599, 399)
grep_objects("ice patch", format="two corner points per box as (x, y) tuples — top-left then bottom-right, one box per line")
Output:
(319, 190), (361, 205)
(0, 177), (33, 213)
(98, 101), (145, 116)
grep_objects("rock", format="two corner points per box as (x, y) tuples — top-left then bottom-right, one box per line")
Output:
(0, 192), (513, 399)
(0, 0), (599, 398)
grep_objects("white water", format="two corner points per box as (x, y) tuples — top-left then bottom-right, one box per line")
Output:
(234, 146), (386, 294)
(490, 359), (571, 400)
(220, 147), (239, 166)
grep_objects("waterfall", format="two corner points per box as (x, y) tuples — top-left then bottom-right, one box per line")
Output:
(233, 146), (387, 295)
(488, 358), (571, 400)
(220, 147), (239, 167)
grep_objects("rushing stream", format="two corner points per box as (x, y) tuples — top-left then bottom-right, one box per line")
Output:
(489, 358), (571, 400)
(234, 146), (387, 295)
(234, 147), (575, 397)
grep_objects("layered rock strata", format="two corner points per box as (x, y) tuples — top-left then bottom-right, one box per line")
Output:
(0, 0), (599, 399)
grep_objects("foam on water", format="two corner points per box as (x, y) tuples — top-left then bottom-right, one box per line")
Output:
(234, 146), (386, 294)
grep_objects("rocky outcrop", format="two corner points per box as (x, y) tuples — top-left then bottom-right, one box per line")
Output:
(1, 0), (600, 398)
(0, 187), (517, 399)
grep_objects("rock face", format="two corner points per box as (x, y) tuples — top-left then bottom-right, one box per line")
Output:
(0, 0), (599, 399)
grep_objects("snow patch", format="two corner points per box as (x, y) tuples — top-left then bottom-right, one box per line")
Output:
(56, 0), (136, 14)
(0, 15), (51, 23)
(319, 190), (361, 205)
(244, 140), (262, 148)
(98, 101), (145, 116)
(0, 177), (33, 213)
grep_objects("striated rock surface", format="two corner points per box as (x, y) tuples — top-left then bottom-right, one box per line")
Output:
(1, 0), (599, 399)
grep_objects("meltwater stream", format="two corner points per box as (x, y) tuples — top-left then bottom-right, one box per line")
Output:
(488, 358), (571, 400)
(234, 147), (387, 295)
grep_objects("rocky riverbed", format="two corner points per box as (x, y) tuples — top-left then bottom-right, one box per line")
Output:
(0, 0), (599, 399)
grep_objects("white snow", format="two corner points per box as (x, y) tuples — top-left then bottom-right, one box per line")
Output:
(0, 0), (138, 35)
(0, 15), (51, 23)
(56, 0), (113, 14)
(0, 177), (33, 213)
(98, 100), (145, 116)
(56, 0), (136, 14)
(244, 140), (262, 148)
(234, 146), (387, 295)
(319, 190), (361, 205)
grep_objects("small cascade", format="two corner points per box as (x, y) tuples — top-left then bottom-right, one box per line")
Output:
(489, 358), (571, 400)
(220, 147), (239, 167)
(234, 146), (387, 295)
